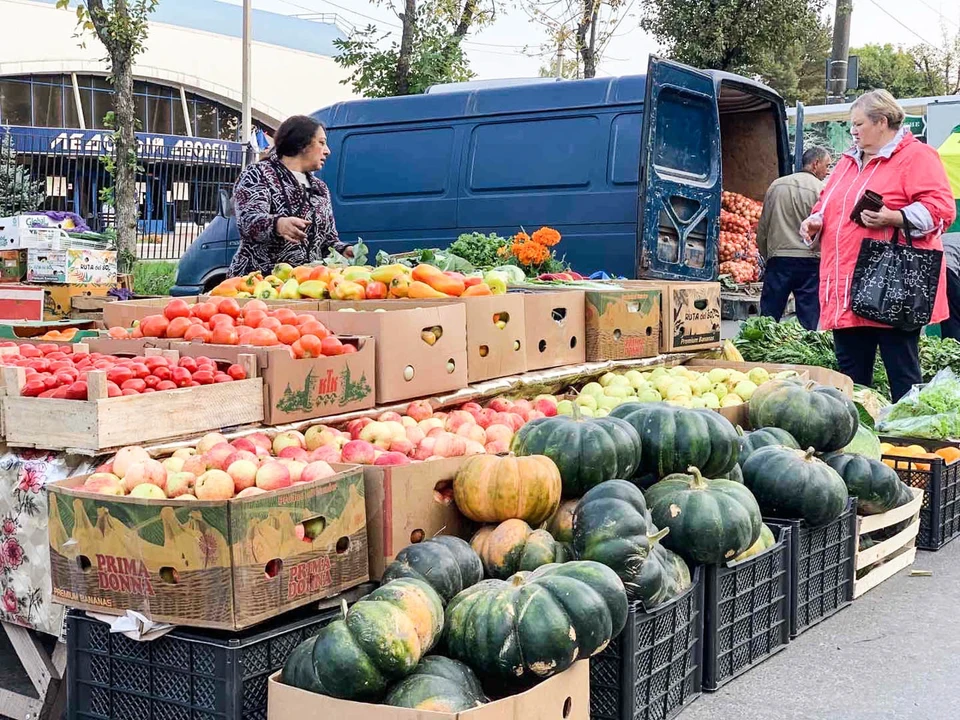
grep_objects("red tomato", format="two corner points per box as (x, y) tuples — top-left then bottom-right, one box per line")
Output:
(217, 298), (242, 318)
(107, 367), (135, 386)
(164, 298), (192, 321)
(178, 357), (198, 373)
(65, 381), (88, 400)
(121, 378), (147, 393)
(143, 376), (161, 389)
(130, 363), (150, 379)
(340, 343), (358, 354)
(38, 388), (58, 398)
(213, 373), (233, 383)
(142, 387), (157, 393)
(38, 344), (60, 355)
(42, 375), (59, 390)
(18, 345), (41, 359)
(171, 367), (193, 387)
(320, 337), (343, 356)
(106, 382), (123, 398)
(121, 388), (141, 396)
(194, 356), (216, 368)
(144, 356), (169, 370)
(152, 366), (172, 382)
(156, 380), (178, 391)
(192, 370), (215, 385)
(209, 313), (235, 327)
(52, 386), (69, 399)
(21, 380), (46, 397)
(188, 380), (202, 387)
(226, 364), (247, 380)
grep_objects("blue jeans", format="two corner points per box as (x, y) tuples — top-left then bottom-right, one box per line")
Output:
(760, 256), (821, 330)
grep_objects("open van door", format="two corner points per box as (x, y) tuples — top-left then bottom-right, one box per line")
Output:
(638, 57), (720, 281)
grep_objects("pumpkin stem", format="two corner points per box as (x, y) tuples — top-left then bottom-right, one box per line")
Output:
(571, 400), (582, 422)
(339, 598), (349, 620)
(648, 527), (670, 545)
(509, 572), (527, 587)
(687, 466), (707, 488)
(736, 425), (746, 437)
(804, 447), (817, 461)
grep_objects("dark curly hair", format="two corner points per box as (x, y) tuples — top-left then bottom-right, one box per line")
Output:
(273, 115), (323, 158)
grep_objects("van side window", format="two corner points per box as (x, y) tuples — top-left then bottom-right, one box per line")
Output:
(468, 117), (599, 191)
(339, 127), (454, 198)
(610, 112), (642, 185)
(653, 88), (714, 181)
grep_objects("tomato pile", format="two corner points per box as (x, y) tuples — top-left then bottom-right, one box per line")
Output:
(0, 343), (248, 400)
(107, 298), (355, 358)
(719, 191), (764, 284)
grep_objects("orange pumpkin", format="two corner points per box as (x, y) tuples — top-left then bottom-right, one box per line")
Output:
(935, 447), (960, 465)
(882, 444), (935, 472)
(453, 454), (561, 526)
(470, 519), (565, 579)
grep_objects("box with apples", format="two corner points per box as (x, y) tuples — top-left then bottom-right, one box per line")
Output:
(48, 433), (368, 630)
(1, 347), (264, 453)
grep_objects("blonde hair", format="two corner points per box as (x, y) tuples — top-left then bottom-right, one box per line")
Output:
(851, 90), (905, 130)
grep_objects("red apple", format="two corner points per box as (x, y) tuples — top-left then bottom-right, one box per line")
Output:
(347, 417), (374, 440)
(388, 439), (415, 456)
(427, 427), (446, 439)
(485, 424), (514, 445)
(278, 446), (309, 462)
(476, 408), (498, 429)
(374, 452), (412, 466)
(278, 459), (307, 483)
(305, 425), (344, 451)
(182, 455), (209, 476)
(195, 470), (235, 500)
(273, 431), (306, 455)
(460, 402), (483, 414)
(227, 459), (258, 493)
(247, 432), (272, 452)
(418, 418), (444, 434)
(485, 440), (510, 454)
(405, 426), (426, 446)
(432, 411), (448, 421)
(196, 432), (229, 454)
(378, 411), (403, 423)
(405, 400), (433, 422)
(456, 423), (487, 445)
(236, 487), (266, 498)
(512, 399), (532, 414)
(444, 410), (476, 433)
(463, 440), (486, 455)
(123, 459), (167, 492)
(525, 410), (546, 422)
(84, 473), (124, 495)
(230, 437), (258, 454)
(112, 446), (150, 479)
(203, 443), (236, 471)
(433, 433), (467, 458)
(223, 450), (258, 469)
(342, 439), (377, 465)
(95, 461), (114, 475)
(162, 456), (185, 474)
(165, 471), (197, 498)
(301, 460), (337, 483)
(255, 462), (292, 491)
(413, 437), (437, 461)
(487, 398), (513, 413)
(308, 445), (342, 464)
(533, 397), (558, 417)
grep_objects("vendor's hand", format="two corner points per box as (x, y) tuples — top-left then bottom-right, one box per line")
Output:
(861, 206), (903, 229)
(799, 215), (822, 241)
(343, 245), (355, 259)
(277, 216), (308, 243)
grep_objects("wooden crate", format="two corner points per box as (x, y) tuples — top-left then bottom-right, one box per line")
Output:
(854, 487), (923, 599)
(1, 350), (264, 454)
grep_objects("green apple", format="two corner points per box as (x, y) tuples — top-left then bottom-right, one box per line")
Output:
(599, 372), (621, 387)
(598, 395), (621, 411)
(707, 368), (731, 383)
(666, 383), (692, 401)
(733, 380), (759, 401)
(604, 385), (631, 399)
(557, 399), (575, 416)
(581, 382), (604, 399)
(689, 397), (707, 409)
(701, 392), (721, 409)
(721, 393), (744, 407)
(578, 405), (595, 417)
(747, 367), (770, 386)
(595, 408), (610, 417)
(624, 370), (646, 388)
(576, 393), (598, 411)
(712, 383), (729, 400)
(649, 367), (668, 381)
(654, 376), (676, 396)
(636, 387), (662, 403)
(668, 365), (689, 377)
(693, 376), (713, 396)
(728, 370), (748, 385)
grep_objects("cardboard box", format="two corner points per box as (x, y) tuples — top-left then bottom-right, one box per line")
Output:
(633, 280), (721, 353)
(0, 250), (26, 282)
(48, 464), (369, 630)
(267, 659), (590, 720)
(103, 296), (319, 329)
(584, 288), (661, 361)
(41, 283), (116, 320)
(26, 248), (118, 284)
(363, 457), (473, 579)
(686, 358), (853, 398)
(519, 290), (586, 370)
(170, 337), (376, 425)
(0, 216), (66, 250)
(0, 284), (45, 320)
(314, 303), (468, 403)
(0, 319), (97, 341)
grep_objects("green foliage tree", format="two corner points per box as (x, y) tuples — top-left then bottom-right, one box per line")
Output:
(55, 0), (158, 256)
(335, 0), (494, 97)
(853, 42), (960, 98)
(525, 0), (632, 79)
(0, 131), (44, 216)
(754, 19), (832, 105)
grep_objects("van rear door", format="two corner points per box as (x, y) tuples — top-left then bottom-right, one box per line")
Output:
(638, 57), (720, 281)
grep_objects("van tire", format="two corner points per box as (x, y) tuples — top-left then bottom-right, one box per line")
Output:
(203, 274), (227, 292)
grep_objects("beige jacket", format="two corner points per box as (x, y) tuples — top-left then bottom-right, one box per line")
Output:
(756, 171), (824, 259)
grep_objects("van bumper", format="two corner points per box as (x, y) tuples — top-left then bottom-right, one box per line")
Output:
(170, 284), (204, 297)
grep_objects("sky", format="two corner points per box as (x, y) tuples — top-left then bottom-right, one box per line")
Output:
(238, 0), (960, 84)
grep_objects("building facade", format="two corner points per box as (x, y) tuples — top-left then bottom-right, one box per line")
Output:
(0, 0), (355, 258)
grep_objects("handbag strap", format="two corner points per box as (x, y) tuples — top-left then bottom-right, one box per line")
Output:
(892, 210), (914, 247)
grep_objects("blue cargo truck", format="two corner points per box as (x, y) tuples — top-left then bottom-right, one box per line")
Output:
(171, 57), (795, 295)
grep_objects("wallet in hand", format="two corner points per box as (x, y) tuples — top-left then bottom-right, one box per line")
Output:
(850, 190), (884, 226)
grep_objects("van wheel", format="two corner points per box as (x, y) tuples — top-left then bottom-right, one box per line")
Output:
(203, 274), (226, 292)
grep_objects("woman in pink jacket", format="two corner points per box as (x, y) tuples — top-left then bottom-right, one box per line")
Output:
(801, 90), (956, 400)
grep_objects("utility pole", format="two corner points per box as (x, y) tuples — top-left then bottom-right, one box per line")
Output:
(556, 31), (564, 78)
(242, 0), (254, 166)
(827, 0), (853, 104)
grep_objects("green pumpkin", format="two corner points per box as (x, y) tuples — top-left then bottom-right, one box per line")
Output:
(443, 561), (628, 682)
(510, 412), (642, 496)
(747, 378), (806, 420)
(748, 381), (859, 453)
(742, 446), (849, 526)
(733, 524), (776, 561)
(738, 426), (799, 466)
(542, 498), (578, 544)
(384, 656), (487, 712)
(644, 467), (763, 565)
(724, 464), (744, 483)
(824, 453), (905, 515)
(610, 403), (740, 479)
(572, 479), (690, 606)
(280, 578), (444, 701)
(470, 519), (567, 579)
(381, 536), (483, 604)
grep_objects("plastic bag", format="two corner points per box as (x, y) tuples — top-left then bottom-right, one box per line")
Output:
(876, 367), (960, 438)
(875, 412), (960, 439)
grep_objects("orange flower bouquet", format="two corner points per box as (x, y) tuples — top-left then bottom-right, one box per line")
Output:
(497, 226), (568, 276)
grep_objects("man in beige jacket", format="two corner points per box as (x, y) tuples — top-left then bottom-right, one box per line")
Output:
(757, 146), (831, 329)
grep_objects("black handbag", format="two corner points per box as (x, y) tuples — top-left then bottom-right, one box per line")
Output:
(850, 211), (943, 331)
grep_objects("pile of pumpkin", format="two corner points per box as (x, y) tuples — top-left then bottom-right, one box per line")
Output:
(280, 378), (917, 710)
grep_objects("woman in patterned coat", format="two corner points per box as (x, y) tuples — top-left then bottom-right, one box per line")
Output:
(800, 90), (955, 400)
(229, 115), (350, 277)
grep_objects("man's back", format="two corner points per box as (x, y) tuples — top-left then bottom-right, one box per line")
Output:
(756, 171), (824, 259)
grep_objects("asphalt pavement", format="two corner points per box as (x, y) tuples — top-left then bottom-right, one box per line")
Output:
(683, 538), (960, 720)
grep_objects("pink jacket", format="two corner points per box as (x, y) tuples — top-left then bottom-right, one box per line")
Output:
(811, 129), (955, 331)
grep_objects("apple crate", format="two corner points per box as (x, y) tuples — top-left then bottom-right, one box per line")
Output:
(1, 350), (264, 454)
(854, 487), (923, 598)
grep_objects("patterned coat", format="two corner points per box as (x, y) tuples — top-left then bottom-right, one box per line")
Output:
(229, 155), (345, 277)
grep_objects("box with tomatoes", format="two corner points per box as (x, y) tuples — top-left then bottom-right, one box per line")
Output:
(102, 295), (318, 331)
(0, 341), (264, 452)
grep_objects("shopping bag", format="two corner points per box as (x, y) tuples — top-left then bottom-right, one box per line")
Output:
(850, 212), (943, 331)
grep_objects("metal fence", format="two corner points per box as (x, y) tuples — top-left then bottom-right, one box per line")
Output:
(4, 128), (244, 261)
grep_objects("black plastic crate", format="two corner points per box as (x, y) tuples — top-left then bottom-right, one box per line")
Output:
(66, 601), (344, 720)
(590, 567), (704, 720)
(702, 525), (791, 691)
(766, 498), (856, 638)
(879, 436), (960, 550)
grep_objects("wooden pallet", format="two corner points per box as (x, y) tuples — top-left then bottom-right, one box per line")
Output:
(0, 622), (66, 720)
(854, 487), (924, 599)
(1, 349), (263, 454)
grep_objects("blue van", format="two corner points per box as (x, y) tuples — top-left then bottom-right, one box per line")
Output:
(171, 58), (795, 294)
